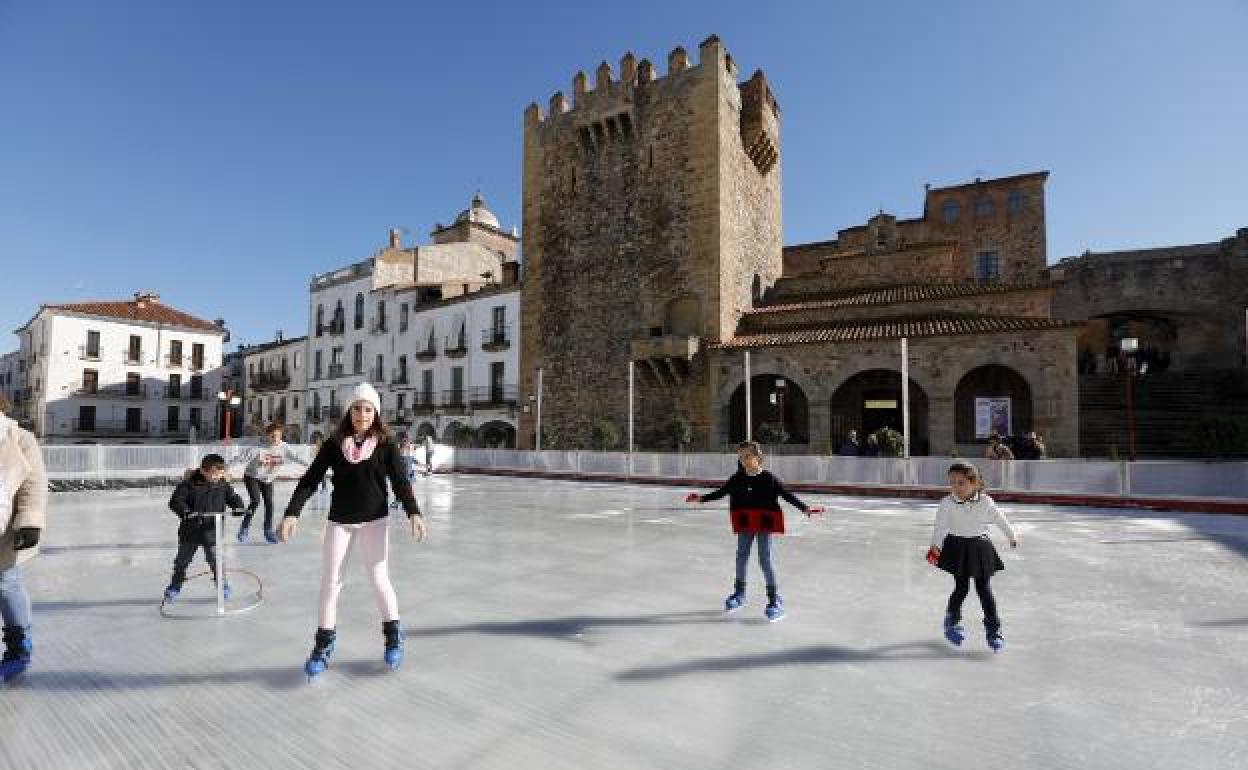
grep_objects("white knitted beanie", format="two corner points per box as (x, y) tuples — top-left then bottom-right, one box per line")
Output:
(348, 382), (382, 414)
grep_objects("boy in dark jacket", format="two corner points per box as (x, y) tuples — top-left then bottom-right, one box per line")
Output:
(685, 441), (824, 622)
(165, 454), (245, 601)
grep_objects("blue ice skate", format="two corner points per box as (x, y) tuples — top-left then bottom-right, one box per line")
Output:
(987, 632), (1006, 653)
(305, 629), (336, 680)
(943, 615), (965, 647)
(0, 629), (32, 683)
(383, 621), (404, 670)
(765, 596), (785, 622)
(163, 584), (181, 602)
(264, 529), (278, 544)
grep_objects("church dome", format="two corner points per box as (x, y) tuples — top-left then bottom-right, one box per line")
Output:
(454, 191), (500, 229)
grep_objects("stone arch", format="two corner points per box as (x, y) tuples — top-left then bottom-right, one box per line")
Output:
(725, 374), (810, 444)
(954, 364), (1033, 443)
(442, 420), (473, 447)
(828, 369), (930, 455)
(413, 422), (436, 441)
(478, 420), (517, 448)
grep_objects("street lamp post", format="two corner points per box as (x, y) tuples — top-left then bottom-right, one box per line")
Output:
(217, 389), (242, 446)
(1120, 337), (1138, 462)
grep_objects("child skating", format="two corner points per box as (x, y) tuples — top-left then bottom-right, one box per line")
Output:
(165, 454), (246, 602)
(925, 461), (1020, 652)
(236, 422), (307, 544)
(279, 383), (426, 679)
(685, 441), (824, 622)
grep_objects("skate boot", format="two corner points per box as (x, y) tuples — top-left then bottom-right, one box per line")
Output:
(985, 620), (1005, 653)
(264, 530), (278, 544)
(382, 620), (404, 670)
(764, 588), (785, 622)
(304, 628), (336, 680)
(236, 525), (249, 544)
(0, 627), (32, 683)
(943, 614), (965, 647)
(163, 583), (182, 602)
(724, 580), (746, 612)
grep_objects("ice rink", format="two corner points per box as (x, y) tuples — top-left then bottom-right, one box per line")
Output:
(2, 474), (1246, 770)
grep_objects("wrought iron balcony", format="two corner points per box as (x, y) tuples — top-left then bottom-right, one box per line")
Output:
(481, 325), (511, 351)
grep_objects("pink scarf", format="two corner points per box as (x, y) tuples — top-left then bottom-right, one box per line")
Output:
(341, 435), (378, 464)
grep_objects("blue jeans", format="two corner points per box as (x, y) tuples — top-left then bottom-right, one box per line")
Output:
(735, 532), (777, 589)
(0, 565), (32, 632)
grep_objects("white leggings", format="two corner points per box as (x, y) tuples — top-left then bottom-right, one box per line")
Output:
(318, 517), (399, 629)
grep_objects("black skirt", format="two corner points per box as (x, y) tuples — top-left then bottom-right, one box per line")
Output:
(936, 534), (1004, 578)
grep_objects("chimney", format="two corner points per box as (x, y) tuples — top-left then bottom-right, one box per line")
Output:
(388, 228), (402, 249)
(276, 330), (283, 342)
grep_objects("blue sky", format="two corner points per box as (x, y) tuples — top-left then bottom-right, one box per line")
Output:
(2, 0), (1245, 349)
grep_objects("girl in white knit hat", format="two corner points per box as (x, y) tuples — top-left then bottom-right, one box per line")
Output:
(280, 382), (427, 679)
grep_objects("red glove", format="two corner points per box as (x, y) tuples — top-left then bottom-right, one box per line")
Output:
(925, 546), (940, 566)
(685, 493), (701, 503)
(805, 506), (825, 517)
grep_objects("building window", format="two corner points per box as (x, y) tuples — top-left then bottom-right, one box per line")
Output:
(189, 407), (201, 429)
(167, 405), (180, 432)
(400, 304), (409, 333)
(353, 343), (363, 374)
(169, 340), (182, 366)
(192, 343), (204, 370)
(82, 369), (98, 394)
(355, 293), (365, 330)
(942, 200), (960, 224)
(314, 350), (322, 379)
(1007, 189), (1026, 214)
(293, 351), (301, 370)
(127, 335), (142, 364)
(316, 304), (325, 336)
(974, 196), (995, 218)
(976, 251), (1001, 283)
(85, 330), (101, 359)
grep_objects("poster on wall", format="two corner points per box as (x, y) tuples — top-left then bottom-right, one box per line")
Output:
(975, 397), (1012, 438)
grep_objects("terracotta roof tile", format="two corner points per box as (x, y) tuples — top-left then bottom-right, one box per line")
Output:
(753, 282), (1050, 313)
(47, 299), (223, 332)
(716, 314), (1081, 349)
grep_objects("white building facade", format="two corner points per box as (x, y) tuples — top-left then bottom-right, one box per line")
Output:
(12, 293), (228, 443)
(304, 194), (523, 446)
(241, 334), (308, 442)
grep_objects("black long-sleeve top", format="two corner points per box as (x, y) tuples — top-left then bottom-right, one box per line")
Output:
(168, 471), (246, 541)
(285, 437), (421, 524)
(698, 469), (809, 513)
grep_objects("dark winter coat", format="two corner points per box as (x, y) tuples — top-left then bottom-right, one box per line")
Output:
(285, 437), (421, 524)
(168, 470), (245, 543)
(698, 469), (809, 534)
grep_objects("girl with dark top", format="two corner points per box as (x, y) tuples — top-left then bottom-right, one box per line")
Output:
(685, 441), (824, 622)
(279, 383), (427, 678)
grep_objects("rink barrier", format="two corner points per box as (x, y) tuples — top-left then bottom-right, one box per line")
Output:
(37, 444), (1248, 513)
(448, 450), (1248, 514)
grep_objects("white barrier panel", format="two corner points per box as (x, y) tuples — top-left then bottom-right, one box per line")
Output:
(1008, 460), (1123, 496)
(1126, 461), (1248, 499)
(578, 452), (630, 476)
(455, 449), (494, 468)
(684, 453), (734, 480)
(38, 445), (1248, 502)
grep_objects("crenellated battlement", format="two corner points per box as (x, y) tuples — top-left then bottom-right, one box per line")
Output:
(522, 34), (775, 129)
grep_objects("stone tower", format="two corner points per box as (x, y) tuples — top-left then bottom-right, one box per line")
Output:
(517, 36), (782, 449)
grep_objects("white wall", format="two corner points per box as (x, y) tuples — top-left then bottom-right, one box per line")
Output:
(38, 310), (226, 443)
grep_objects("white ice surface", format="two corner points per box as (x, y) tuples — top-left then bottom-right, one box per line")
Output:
(2, 476), (1246, 770)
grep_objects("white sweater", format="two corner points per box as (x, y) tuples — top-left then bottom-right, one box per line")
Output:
(239, 441), (304, 483)
(929, 493), (1017, 548)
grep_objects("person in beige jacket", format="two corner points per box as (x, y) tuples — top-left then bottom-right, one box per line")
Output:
(0, 395), (48, 682)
